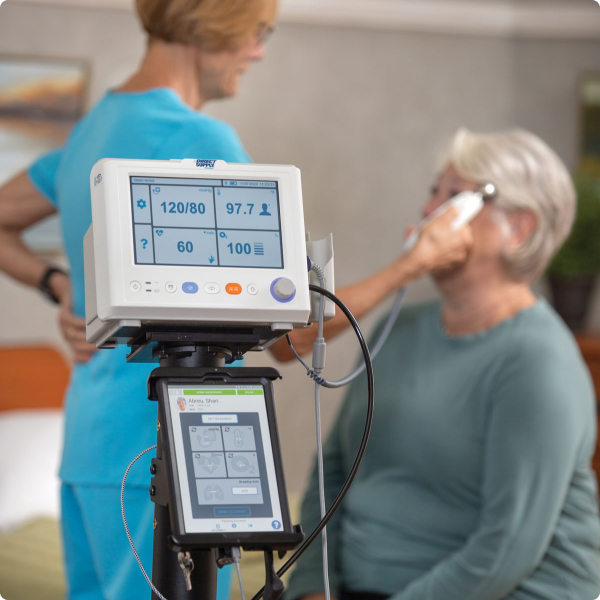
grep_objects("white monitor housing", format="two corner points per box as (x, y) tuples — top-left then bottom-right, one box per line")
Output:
(84, 159), (312, 349)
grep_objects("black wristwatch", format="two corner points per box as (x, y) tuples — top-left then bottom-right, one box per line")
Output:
(38, 267), (68, 304)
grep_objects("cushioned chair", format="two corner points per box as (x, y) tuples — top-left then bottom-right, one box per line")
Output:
(0, 345), (69, 411)
(0, 345), (69, 600)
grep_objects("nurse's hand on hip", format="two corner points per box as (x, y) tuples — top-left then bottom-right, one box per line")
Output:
(50, 270), (97, 363)
(0, 172), (96, 364)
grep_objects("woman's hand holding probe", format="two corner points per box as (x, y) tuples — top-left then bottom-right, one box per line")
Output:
(404, 205), (474, 279)
(51, 271), (97, 363)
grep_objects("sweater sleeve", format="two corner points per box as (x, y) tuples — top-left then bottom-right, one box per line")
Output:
(286, 395), (352, 600)
(391, 343), (590, 600)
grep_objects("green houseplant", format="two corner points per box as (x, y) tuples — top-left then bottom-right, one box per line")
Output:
(547, 173), (600, 330)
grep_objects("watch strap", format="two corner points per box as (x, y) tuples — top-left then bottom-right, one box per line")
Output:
(38, 267), (68, 304)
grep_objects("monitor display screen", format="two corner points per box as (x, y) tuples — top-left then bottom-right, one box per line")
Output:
(167, 384), (284, 534)
(130, 177), (284, 269)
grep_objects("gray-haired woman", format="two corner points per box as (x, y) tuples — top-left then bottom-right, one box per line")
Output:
(287, 128), (600, 600)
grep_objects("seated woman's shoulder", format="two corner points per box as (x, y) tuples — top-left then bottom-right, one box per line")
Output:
(511, 298), (582, 360)
(503, 299), (594, 400)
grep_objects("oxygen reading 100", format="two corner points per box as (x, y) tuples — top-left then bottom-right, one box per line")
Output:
(227, 243), (252, 255)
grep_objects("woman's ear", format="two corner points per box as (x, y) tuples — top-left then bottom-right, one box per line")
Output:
(506, 210), (537, 249)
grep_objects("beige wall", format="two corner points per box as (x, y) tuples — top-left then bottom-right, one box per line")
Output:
(0, 1), (598, 493)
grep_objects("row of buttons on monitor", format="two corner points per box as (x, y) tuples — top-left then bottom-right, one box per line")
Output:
(129, 280), (258, 295)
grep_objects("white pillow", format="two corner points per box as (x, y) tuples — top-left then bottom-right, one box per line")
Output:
(0, 409), (63, 531)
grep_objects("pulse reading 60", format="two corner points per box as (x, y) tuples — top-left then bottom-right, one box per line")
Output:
(161, 202), (205, 214)
(178, 241), (194, 253)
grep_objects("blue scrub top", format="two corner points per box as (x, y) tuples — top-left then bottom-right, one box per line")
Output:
(28, 88), (251, 486)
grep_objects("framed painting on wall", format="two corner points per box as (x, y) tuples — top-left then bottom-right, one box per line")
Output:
(0, 55), (89, 251)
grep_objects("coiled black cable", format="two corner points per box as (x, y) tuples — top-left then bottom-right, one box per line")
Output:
(249, 284), (375, 600)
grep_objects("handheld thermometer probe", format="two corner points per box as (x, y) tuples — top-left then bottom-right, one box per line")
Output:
(403, 182), (498, 251)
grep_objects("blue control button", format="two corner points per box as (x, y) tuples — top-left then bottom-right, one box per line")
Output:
(270, 278), (296, 303)
(182, 282), (199, 294)
(271, 520), (282, 530)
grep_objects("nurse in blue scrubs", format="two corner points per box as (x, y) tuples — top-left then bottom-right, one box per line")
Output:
(0, 0), (276, 598)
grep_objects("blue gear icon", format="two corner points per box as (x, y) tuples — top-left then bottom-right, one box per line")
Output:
(137, 199), (147, 209)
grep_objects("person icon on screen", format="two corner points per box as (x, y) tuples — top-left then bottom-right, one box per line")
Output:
(177, 397), (186, 411)
(260, 203), (271, 216)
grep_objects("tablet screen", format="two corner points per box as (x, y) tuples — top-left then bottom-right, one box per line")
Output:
(167, 384), (284, 534)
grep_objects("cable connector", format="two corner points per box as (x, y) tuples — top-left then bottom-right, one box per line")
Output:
(312, 337), (326, 372)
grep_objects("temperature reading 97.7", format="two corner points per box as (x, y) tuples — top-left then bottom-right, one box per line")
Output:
(226, 203), (253, 215)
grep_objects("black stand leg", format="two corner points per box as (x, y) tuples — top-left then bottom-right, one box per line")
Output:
(263, 551), (285, 600)
(151, 502), (217, 600)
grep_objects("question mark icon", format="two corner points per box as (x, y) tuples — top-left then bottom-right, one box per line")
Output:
(141, 239), (148, 249)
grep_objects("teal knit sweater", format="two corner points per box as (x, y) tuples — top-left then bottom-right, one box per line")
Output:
(287, 299), (600, 600)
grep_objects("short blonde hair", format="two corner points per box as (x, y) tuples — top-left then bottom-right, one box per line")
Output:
(440, 128), (576, 282)
(136, 0), (277, 51)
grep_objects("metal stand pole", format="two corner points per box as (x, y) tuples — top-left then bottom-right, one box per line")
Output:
(151, 465), (217, 600)
(149, 344), (230, 600)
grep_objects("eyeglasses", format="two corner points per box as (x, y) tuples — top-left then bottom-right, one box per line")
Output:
(428, 181), (498, 207)
(254, 24), (275, 46)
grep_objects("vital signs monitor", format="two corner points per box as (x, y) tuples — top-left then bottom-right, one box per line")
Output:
(84, 159), (311, 348)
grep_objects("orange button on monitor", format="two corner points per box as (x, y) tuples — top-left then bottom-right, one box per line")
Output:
(226, 283), (242, 295)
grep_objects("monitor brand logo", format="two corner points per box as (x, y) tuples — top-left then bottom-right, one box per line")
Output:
(196, 159), (216, 168)
(94, 173), (102, 186)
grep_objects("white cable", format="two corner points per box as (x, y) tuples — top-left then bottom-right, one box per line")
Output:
(236, 561), (246, 600)
(120, 444), (170, 600)
(302, 259), (406, 389)
(310, 262), (331, 600)
(311, 263), (326, 340)
(314, 380), (331, 600)
(302, 261), (406, 389)
(322, 288), (406, 388)
(231, 546), (245, 600)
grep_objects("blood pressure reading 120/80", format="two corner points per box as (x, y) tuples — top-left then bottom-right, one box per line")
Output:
(130, 176), (283, 268)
